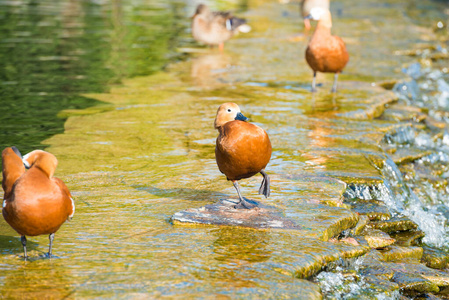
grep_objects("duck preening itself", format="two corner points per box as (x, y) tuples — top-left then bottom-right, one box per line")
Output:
(2, 147), (74, 259)
(214, 103), (272, 209)
(192, 4), (251, 51)
(305, 7), (349, 92)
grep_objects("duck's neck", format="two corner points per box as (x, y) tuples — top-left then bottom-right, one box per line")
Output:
(313, 21), (332, 37)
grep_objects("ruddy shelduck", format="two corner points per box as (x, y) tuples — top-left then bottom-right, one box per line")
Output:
(300, 0), (330, 30)
(2, 147), (74, 259)
(305, 7), (349, 92)
(214, 103), (272, 209)
(192, 4), (251, 51)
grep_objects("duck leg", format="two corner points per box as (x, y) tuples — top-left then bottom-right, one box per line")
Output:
(232, 181), (255, 209)
(48, 233), (55, 257)
(21, 235), (27, 259)
(258, 170), (270, 198)
(304, 19), (311, 31)
(331, 73), (339, 93)
(311, 71), (317, 92)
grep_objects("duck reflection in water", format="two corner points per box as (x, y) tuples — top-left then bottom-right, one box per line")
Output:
(191, 52), (232, 88)
(213, 227), (272, 263)
(2, 147), (74, 259)
(214, 103), (272, 209)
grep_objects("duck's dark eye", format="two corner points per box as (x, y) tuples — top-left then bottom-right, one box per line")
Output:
(227, 109), (232, 112)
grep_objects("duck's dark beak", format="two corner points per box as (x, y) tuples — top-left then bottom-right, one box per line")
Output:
(235, 112), (248, 121)
(305, 14), (312, 19)
(11, 146), (22, 159)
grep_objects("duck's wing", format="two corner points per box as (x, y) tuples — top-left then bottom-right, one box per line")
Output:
(53, 177), (75, 221)
(2, 147), (26, 199)
(212, 11), (247, 31)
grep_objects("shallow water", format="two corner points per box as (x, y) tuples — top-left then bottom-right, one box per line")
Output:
(0, 0), (448, 298)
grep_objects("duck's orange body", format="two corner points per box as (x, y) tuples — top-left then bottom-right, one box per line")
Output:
(216, 121), (271, 181)
(215, 103), (272, 209)
(305, 8), (349, 92)
(2, 148), (74, 258)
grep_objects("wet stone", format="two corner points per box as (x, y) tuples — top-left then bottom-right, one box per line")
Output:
(369, 217), (419, 233)
(392, 272), (440, 294)
(347, 199), (391, 221)
(381, 104), (426, 122)
(171, 199), (303, 230)
(378, 245), (423, 262)
(422, 246), (449, 270)
(391, 147), (433, 165)
(390, 230), (425, 247)
(363, 275), (400, 297)
(350, 214), (369, 235)
(337, 91), (398, 120)
(360, 228), (396, 249)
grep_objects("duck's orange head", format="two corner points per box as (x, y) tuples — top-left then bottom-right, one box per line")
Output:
(214, 102), (248, 129)
(22, 150), (58, 178)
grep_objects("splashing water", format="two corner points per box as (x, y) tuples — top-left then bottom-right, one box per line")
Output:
(382, 157), (449, 248)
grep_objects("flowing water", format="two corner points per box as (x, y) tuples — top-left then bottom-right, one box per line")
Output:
(0, 0), (448, 298)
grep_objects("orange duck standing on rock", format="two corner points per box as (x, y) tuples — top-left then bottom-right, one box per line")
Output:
(2, 147), (74, 259)
(305, 7), (349, 92)
(214, 103), (272, 209)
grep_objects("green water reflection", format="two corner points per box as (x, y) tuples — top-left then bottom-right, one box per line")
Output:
(0, 0), (187, 153)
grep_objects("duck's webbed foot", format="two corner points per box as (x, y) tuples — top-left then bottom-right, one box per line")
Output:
(258, 170), (270, 198)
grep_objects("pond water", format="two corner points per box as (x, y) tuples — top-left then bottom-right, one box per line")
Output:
(0, 0), (448, 298)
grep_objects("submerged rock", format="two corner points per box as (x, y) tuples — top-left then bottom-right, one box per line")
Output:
(360, 228), (396, 249)
(347, 199), (391, 221)
(378, 245), (423, 262)
(369, 217), (419, 233)
(350, 215), (369, 235)
(390, 230), (425, 247)
(392, 272), (440, 294)
(337, 91), (398, 120)
(391, 148), (433, 165)
(171, 199), (359, 242)
(422, 246), (449, 269)
(171, 198), (302, 230)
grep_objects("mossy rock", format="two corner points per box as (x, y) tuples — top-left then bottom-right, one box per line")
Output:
(363, 275), (400, 297)
(422, 246), (449, 270)
(392, 272), (439, 293)
(391, 148), (433, 165)
(381, 104), (425, 122)
(370, 217), (418, 233)
(377, 80), (398, 90)
(348, 200), (391, 221)
(378, 245), (423, 262)
(361, 228), (396, 249)
(351, 215), (369, 235)
(390, 230), (425, 247)
(337, 91), (398, 120)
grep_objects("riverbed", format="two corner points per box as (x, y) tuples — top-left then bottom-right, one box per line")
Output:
(0, 0), (448, 298)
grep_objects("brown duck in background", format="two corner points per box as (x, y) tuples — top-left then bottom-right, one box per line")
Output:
(192, 4), (251, 51)
(300, 0), (330, 31)
(2, 147), (74, 259)
(305, 7), (349, 92)
(214, 103), (272, 209)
